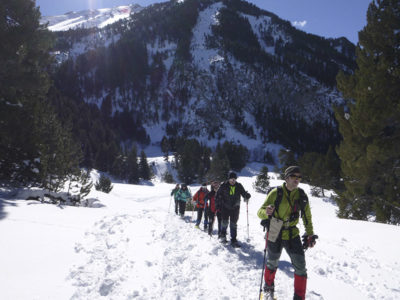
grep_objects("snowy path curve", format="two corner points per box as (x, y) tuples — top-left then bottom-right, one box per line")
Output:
(68, 205), (266, 299)
(67, 182), (400, 300)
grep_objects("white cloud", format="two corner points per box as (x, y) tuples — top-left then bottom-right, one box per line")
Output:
(292, 20), (307, 28)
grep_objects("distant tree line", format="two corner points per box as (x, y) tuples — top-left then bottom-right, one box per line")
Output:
(254, 103), (341, 154)
(161, 136), (249, 184)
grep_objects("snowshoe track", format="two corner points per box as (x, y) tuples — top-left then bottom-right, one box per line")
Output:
(68, 208), (400, 300)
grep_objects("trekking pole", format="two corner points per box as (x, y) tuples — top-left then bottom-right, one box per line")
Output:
(188, 186), (194, 222)
(168, 196), (172, 213)
(191, 199), (194, 222)
(259, 230), (269, 300)
(203, 199), (208, 230)
(246, 201), (250, 242)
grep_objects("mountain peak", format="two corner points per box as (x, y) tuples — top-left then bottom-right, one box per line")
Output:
(40, 3), (143, 31)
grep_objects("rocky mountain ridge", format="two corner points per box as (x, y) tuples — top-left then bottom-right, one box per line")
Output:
(51, 0), (356, 155)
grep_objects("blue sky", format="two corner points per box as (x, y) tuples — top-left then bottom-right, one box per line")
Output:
(35, 0), (372, 44)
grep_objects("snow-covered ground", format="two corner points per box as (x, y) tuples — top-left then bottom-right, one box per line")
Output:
(1, 160), (400, 300)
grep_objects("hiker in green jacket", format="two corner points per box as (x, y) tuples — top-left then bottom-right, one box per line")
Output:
(170, 184), (180, 215)
(257, 166), (316, 300)
(176, 184), (192, 218)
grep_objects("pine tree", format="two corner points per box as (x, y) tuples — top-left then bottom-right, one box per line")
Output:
(278, 149), (297, 175)
(161, 136), (170, 161)
(176, 139), (202, 184)
(222, 141), (249, 172)
(162, 171), (174, 183)
(95, 174), (113, 193)
(0, 0), (53, 182)
(33, 101), (81, 192)
(197, 146), (211, 184)
(78, 170), (93, 201)
(111, 153), (127, 179)
(335, 0), (400, 223)
(253, 166), (270, 194)
(298, 147), (341, 197)
(126, 145), (139, 184)
(100, 95), (113, 120)
(206, 144), (231, 182)
(324, 146), (342, 190)
(297, 152), (320, 184)
(139, 150), (151, 180)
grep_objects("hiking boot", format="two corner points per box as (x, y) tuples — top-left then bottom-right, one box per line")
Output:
(195, 225), (200, 229)
(231, 239), (241, 248)
(219, 235), (227, 243)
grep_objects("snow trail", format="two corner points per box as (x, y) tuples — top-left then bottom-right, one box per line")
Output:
(3, 177), (400, 299)
(66, 179), (400, 300)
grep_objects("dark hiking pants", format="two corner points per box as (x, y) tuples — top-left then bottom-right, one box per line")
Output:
(220, 206), (240, 241)
(178, 201), (186, 216)
(196, 207), (209, 227)
(174, 199), (179, 214)
(208, 211), (222, 236)
(266, 235), (307, 276)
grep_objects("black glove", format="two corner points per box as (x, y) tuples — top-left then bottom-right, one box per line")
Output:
(302, 233), (318, 250)
(260, 218), (270, 231)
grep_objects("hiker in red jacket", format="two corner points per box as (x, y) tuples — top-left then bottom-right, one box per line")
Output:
(205, 180), (222, 237)
(192, 183), (209, 230)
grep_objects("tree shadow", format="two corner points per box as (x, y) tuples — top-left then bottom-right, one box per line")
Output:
(183, 215), (195, 223)
(0, 196), (17, 221)
(0, 197), (5, 220)
(322, 196), (337, 205)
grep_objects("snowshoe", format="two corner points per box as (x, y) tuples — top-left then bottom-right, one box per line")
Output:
(260, 292), (277, 300)
(260, 284), (276, 300)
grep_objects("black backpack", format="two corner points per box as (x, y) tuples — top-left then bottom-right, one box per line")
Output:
(260, 186), (309, 230)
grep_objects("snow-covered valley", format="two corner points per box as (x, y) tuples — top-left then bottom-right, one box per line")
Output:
(1, 159), (399, 300)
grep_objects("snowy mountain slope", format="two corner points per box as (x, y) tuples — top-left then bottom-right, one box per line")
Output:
(41, 4), (143, 31)
(50, 0), (355, 153)
(1, 160), (400, 299)
(190, 2), (225, 70)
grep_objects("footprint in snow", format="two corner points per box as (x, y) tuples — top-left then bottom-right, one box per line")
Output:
(98, 279), (114, 296)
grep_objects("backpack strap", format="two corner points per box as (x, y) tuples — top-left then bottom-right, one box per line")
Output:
(275, 187), (308, 221)
(297, 188), (309, 225)
(260, 186), (283, 230)
(273, 186), (283, 219)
